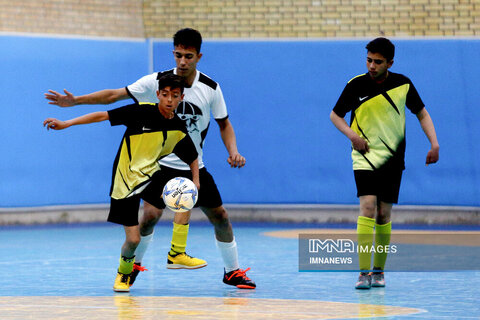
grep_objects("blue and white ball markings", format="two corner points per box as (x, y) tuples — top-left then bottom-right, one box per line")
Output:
(162, 177), (198, 212)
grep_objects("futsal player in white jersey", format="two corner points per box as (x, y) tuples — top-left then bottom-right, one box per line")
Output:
(45, 28), (255, 289)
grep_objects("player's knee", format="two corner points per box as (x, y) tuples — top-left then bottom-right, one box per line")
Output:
(360, 202), (376, 218)
(143, 203), (163, 221)
(205, 206), (230, 226)
(140, 212), (161, 234)
(140, 207), (162, 236)
(376, 212), (391, 224)
(125, 234), (141, 250)
(377, 203), (392, 224)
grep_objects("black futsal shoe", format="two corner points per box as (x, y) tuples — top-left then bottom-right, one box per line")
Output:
(223, 268), (256, 289)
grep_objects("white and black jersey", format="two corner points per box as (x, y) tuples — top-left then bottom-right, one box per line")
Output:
(126, 68), (228, 170)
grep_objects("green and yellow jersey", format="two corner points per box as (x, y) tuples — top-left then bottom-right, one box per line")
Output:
(108, 103), (197, 199)
(333, 72), (424, 171)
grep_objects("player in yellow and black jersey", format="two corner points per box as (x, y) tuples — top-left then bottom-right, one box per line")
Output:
(330, 38), (440, 290)
(333, 70), (424, 172)
(44, 73), (199, 292)
(107, 101), (197, 200)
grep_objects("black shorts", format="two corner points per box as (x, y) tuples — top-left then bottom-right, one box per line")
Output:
(354, 166), (403, 204)
(157, 165), (223, 209)
(108, 167), (223, 226)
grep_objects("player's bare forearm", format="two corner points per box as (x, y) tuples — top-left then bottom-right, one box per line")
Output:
(189, 159), (200, 190)
(330, 111), (355, 140)
(45, 88), (129, 107)
(416, 108), (439, 164)
(43, 111), (109, 130)
(330, 111), (369, 153)
(216, 118), (246, 168)
(76, 88), (130, 105)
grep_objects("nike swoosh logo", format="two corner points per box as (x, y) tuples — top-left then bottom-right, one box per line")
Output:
(142, 126), (152, 131)
(359, 96), (369, 101)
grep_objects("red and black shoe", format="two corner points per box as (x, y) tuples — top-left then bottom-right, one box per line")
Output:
(129, 262), (148, 287)
(223, 268), (256, 289)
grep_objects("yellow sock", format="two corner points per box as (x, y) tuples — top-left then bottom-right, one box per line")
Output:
(169, 222), (189, 256)
(373, 222), (392, 270)
(118, 255), (135, 274)
(357, 216), (375, 271)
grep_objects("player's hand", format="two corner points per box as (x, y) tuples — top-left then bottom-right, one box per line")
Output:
(425, 145), (439, 165)
(228, 153), (246, 168)
(43, 118), (68, 130)
(45, 89), (76, 107)
(351, 135), (369, 154)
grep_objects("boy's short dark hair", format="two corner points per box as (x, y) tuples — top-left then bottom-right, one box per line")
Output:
(158, 73), (185, 93)
(173, 28), (202, 53)
(366, 37), (395, 62)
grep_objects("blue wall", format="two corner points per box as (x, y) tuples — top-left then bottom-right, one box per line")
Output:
(0, 35), (149, 207)
(1, 36), (479, 207)
(153, 39), (480, 206)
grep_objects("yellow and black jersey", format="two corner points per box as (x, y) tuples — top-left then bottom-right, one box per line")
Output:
(108, 103), (197, 199)
(333, 72), (424, 171)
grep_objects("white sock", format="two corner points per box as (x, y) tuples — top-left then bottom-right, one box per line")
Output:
(134, 232), (154, 264)
(215, 237), (239, 273)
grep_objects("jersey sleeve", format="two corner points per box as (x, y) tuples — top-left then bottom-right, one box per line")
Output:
(405, 79), (425, 114)
(108, 104), (144, 127)
(332, 82), (355, 118)
(171, 134), (198, 165)
(211, 83), (229, 120)
(126, 73), (159, 104)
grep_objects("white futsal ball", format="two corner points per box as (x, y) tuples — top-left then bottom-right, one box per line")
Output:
(162, 177), (198, 213)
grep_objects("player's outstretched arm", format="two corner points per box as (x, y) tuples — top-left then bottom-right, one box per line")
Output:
(215, 118), (246, 168)
(416, 108), (440, 165)
(45, 88), (129, 107)
(43, 111), (109, 130)
(330, 111), (369, 154)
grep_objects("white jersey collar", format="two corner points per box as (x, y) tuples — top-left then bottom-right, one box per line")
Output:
(173, 68), (199, 87)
